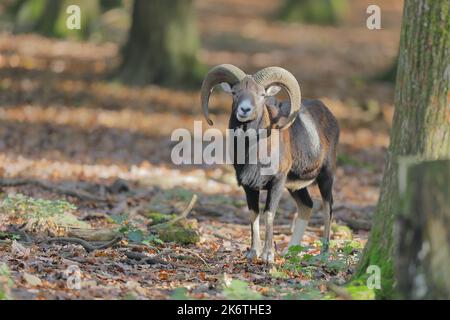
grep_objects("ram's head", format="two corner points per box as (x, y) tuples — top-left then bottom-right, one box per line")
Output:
(200, 64), (302, 130)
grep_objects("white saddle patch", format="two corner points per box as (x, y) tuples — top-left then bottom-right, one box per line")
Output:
(300, 111), (321, 156)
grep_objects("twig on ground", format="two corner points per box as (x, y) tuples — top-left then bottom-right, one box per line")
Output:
(148, 194), (198, 231)
(39, 236), (122, 253)
(124, 251), (179, 266)
(341, 217), (372, 231)
(0, 178), (108, 202)
(6, 225), (33, 243)
(176, 247), (209, 266)
(127, 242), (161, 252)
(211, 232), (234, 242)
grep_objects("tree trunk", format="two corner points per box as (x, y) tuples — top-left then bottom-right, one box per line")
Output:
(117, 0), (202, 86)
(355, 0), (450, 298)
(396, 160), (450, 299)
(33, 0), (62, 37)
(14, 0), (99, 39)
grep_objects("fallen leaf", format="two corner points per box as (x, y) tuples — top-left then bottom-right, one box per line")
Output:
(11, 240), (30, 258)
(158, 271), (169, 281)
(23, 273), (42, 287)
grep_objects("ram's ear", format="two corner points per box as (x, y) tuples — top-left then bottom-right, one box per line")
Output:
(265, 96), (277, 108)
(220, 82), (233, 94)
(265, 85), (281, 96)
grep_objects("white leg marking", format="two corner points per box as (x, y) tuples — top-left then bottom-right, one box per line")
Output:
(288, 219), (308, 247)
(284, 202), (312, 254)
(246, 211), (261, 260)
(290, 211), (298, 233)
(261, 211), (275, 263)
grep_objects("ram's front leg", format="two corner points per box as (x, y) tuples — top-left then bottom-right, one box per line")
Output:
(243, 187), (261, 261)
(261, 176), (286, 263)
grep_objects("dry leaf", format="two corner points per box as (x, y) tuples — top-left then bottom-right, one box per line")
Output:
(23, 273), (42, 287)
(11, 240), (30, 258)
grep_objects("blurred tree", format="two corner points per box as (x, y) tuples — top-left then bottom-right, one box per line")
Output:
(31, 0), (63, 37)
(99, 0), (122, 11)
(279, 0), (348, 25)
(355, 0), (449, 298)
(12, 0), (123, 39)
(116, 0), (203, 86)
(396, 160), (450, 299)
(4, 0), (27, 15)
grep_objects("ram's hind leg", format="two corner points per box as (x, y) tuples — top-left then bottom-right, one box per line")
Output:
(317, 169), (334, 252)
(287, 188), (313, 250)
(243, 187), (261, 261)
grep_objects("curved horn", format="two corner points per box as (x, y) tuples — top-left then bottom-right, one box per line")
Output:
(252, 67), (301, 130)
(201, 64), (246, 125)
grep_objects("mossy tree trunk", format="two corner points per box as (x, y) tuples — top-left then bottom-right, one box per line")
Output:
(33, 0), (62, 36)
(116, 0), (202, 87)
(355, 0), (450, 298)
(397, 160), (450, 299)
(279, 0), (348, 25)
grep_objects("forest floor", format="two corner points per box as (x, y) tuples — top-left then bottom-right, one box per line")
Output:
(0, 0), (401, 299)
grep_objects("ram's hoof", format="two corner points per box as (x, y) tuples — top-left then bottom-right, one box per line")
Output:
(245, 249), (260, 262)
(260, 250), (274, 264)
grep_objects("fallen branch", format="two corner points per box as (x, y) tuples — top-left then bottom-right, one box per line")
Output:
(125, 251), (179, 266)
(341, 217), (372, 231)
(40, 236), (122, 253)
(148, 194), (198, 231)
(176, 247), (209, 267)
(0, 178), (107, 202)
(6, 225), (33, 243)
(67, 228), (120, 241)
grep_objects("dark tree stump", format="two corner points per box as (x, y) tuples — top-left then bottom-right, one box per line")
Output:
(396, 160), (450, 299)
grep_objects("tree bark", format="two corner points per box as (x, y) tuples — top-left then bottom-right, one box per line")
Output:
(117, 0), (202, 86)
(396, 160), (450, 299)
(355, 0), (450, 298)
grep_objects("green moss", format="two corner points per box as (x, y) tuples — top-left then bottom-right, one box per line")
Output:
(146, 212), (177, 225)
(343, 280), (376, 300)
(354, 229), (396, 299)
(157, 225), (200, 245)
(331, 224), (353, 240)
(279, 0), (348, 26)
(0, 264), (13, 300)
